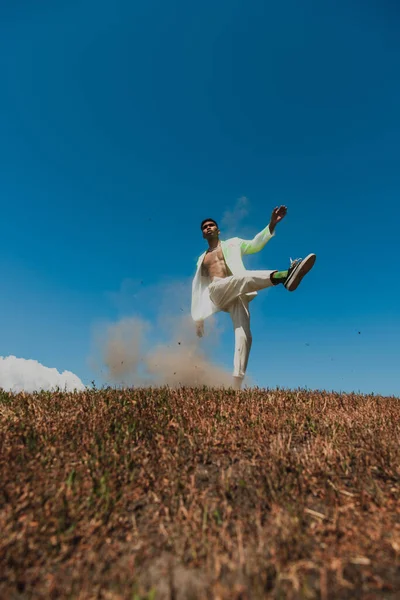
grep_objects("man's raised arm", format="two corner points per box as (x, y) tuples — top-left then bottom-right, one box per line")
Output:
(240, 205), (287, 254)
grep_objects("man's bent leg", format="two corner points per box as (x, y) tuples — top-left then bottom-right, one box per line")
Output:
(209, 270), (274, 308)
(228, 297), (252, 389)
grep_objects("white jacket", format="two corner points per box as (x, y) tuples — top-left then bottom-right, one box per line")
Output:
(191, 224), (275, 322)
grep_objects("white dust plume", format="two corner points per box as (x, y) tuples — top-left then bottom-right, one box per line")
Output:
(220, 196), (250, 236)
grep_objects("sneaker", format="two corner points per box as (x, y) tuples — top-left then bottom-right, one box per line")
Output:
(284, 253), (316, 292)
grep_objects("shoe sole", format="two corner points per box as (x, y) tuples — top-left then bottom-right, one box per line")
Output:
(285, 253), (316, 292)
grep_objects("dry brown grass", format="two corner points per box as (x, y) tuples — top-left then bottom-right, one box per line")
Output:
(0, 386), (399, 599)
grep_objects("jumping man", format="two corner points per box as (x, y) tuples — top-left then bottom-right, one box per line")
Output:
(191, 206), (316, 390)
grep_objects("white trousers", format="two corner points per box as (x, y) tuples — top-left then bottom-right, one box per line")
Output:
(208, 271), (274, 381)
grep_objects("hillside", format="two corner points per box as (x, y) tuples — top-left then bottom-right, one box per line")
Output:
(1, 387), (399, 599)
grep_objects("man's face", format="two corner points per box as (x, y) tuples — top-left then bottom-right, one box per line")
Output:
(201, 220), (219, 240)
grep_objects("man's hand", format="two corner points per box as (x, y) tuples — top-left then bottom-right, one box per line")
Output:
(269, 205), (287, 233)
(196, 321), (204, 338)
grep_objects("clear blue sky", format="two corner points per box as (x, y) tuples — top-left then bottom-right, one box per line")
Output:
(0, 0), (399, 395)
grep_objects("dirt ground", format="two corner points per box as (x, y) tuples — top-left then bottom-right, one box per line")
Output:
(1, 386), (399, 598)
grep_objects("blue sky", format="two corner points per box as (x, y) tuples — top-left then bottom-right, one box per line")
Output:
(0, 0), (399, 395)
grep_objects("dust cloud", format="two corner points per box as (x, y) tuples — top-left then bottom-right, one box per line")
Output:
(93, 312), (232, 389)
(220, 196), (249, 237)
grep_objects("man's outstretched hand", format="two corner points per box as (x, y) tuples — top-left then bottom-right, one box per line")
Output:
(196, 321), (204, 338)
(269, 205), (287, 232)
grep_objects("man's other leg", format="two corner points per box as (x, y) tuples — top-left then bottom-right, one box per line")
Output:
(228, 297), (252, 390)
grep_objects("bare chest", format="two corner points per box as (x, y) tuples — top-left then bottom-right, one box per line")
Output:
(203, 246), (225, 267)
(201, 246), (230, 278)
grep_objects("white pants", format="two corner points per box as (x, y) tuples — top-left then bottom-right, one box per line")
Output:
(208, 271), (274, 382)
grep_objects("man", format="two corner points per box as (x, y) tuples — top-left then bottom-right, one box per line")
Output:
(191, 205), (316, 390)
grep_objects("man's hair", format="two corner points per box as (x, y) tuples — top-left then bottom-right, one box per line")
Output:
(200, 218), (219, 230)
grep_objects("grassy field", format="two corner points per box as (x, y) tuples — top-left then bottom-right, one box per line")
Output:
(0, 386), (399, 599)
